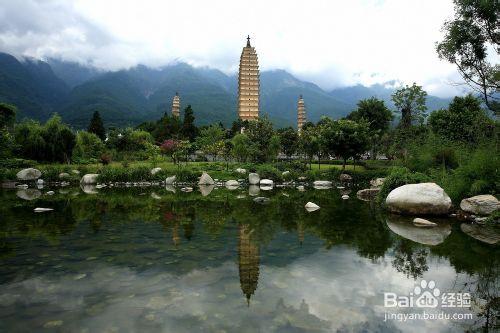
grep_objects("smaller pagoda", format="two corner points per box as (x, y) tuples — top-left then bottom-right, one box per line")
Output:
(297, 95), (306, 132)
(171, 92), (180, 117)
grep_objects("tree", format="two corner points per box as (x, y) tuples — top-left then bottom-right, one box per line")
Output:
(321, 119), (370, 169)
(428, 94), (494, 143)
(42, 114), (76, 163)
(181, 105), (198, 141)
(278, 127), (299, 160)
(160, 139), (181, 164)
(392, 83), (428, 129)
(298, 122), (320, 169)
(196, 125), (226, 161)
(0, 103), (16, 159)
(268, 135), (281, 162)
(244, 117), (276, 163)
(87, 111), (106, 141)
(347, 97), (393, 159)
(436, 0), (499, 113)
(231, 133), (251, 162)
(72, 131), (105, 162)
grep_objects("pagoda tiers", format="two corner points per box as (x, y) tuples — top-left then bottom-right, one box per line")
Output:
(238, 36), (260, 121)
(297, 95), (306, 132)
(171, 92), (180, 117)
(238, 224), (260, 306)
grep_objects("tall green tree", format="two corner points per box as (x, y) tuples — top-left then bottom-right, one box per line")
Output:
(392, 83), (428, 129)
(181, 105), (198, 141)
(231, 133), (251, 162)
(72, 131), (105, 162)
(87, 111), (106, 140)
(299, 122), (320, 169)
(196, 124), (226, 161)
(347, 97), (393, 159)
(428, 94), (494, 143)
(0, 103), (17, 158)
(321, 118), (370, 169)
(0, 103), (16, 128)
(436, 0), (499, 113)
(278, 127), (299, 160)
(245, 117), (276, 163)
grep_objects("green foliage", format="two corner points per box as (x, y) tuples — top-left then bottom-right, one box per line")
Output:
(428, 94), (494, 143)
(0, 103), (16, 128)
(298, 122), (320, 167)
(14, 114), (75, 163)
(175, 168), (199, 183)
(245, 117), (277, 163)
(377, 167), (431, 204)
(392, 83), (428, 128)
(181, 105), (198, 141)
(196, 124), (225, 159)
(255, 164), (283, 182)
(436, 0), (499, 113)
(87, 110), (106, 140)
(277, 127), (299, 159)
(231, 133), (251, 162)
(98, 165), (153, 183)
(72, 131), (105, 163)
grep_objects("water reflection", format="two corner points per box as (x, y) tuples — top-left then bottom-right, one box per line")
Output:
(0, 186), (498, 332)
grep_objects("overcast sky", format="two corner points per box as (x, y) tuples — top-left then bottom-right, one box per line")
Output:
(0, 0), (472, 96)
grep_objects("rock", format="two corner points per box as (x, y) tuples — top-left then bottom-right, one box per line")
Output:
(356, 188), (380, 201)
(341, 194), (349, 200)
(181, 187), (193, 192)
(225, 180), (239, 188)
(260, 185), (273, 191)
(460, 223), (500, 245)
(80, 174), (99, 185)
(386, 217), (452, 246)
(34, 207), (54, 213)
(198, 172), (215, 185)
(37, 179), (44, 185)
(236, 168), (247, 174)
(150, 192), (161, 200)
(16, 189), (41, 200)
(151, 167), (162, 175)
(46, 191), (55, 195)
(282, 171), (290, 176)
(248, 185), (260, 196)
(199, 185), (214, 196)
(59, 172), (70, 179)
(313, 180), (332, 187)
(71, 169), (80, 175)
(413, 218), (437, 227)
(253, 197), (270, 204)
(249, 173), (260, 185)
(339, 173), (352, 182)
(260, 179), (273, 186)
(165, 185), (176, 193)
(165, 176), (176, 185)
(95, 184), (106, 189)
(296, 185), (305, 191)
(460, 195), (499, 216)
(305, 202), (320, 212)
(386, 183), (452, 215)
(370, 178), (386, 188)
(16, 184), (28, 189)
(298, 176), (307, 181)
(16, 168), (42, 181)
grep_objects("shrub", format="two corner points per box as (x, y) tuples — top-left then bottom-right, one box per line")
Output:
(175, 168), (199, 183)
(100, 153), (111, 165)
(377, 167), (431, 204)
(256, 164), (282, 181)
(72, 131), (105, 163)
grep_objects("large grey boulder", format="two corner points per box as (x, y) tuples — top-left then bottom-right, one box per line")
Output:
(356, 188), (380, 201)
(339, 173), (352, 182)
(198, 172), (215, 185)
(386, 183), (452, 215)
(151, 167), (162, 175)
(370, 178), (386, 188)
(460, 195), (499, 216)
(225, 180), (239, 190)
(305, 202), (320, 212)
(16, 168), (41, 181)
(165, 176), (176, 185)
(59, 172), (70, 179)
(248, 185), (260, 196)
(199, 184), (215, 196)
(260, 179), (273, 186)
(249, 173), (260, 185)
(80, 174), (99, 185)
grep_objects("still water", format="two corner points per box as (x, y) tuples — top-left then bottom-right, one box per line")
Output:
(0, 185), (498, 332)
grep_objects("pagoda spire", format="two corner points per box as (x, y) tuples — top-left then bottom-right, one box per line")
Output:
(246, 35), (251, 47)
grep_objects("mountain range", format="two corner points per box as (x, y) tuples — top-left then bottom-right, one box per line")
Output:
(0, 52), (453, 128)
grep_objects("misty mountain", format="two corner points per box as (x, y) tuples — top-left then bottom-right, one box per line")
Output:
(0, 52), (453, 128)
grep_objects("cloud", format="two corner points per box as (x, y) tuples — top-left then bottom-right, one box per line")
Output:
(0, 0), (469, 96)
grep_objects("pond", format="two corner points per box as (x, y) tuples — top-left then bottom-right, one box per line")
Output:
(0, 185), (498, 332)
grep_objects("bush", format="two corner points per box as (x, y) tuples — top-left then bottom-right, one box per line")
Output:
(72, 131), (105, 163)
(175, 168), (199, 183)
(377, 167), (431, 204)
(256, 164), (282, 181)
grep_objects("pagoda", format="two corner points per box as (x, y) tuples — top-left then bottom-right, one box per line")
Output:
(171, 92), (180, 117)
(238, 36), (260, 121)
(238, 224), (260, 306)
(297, 95), (306, 132)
